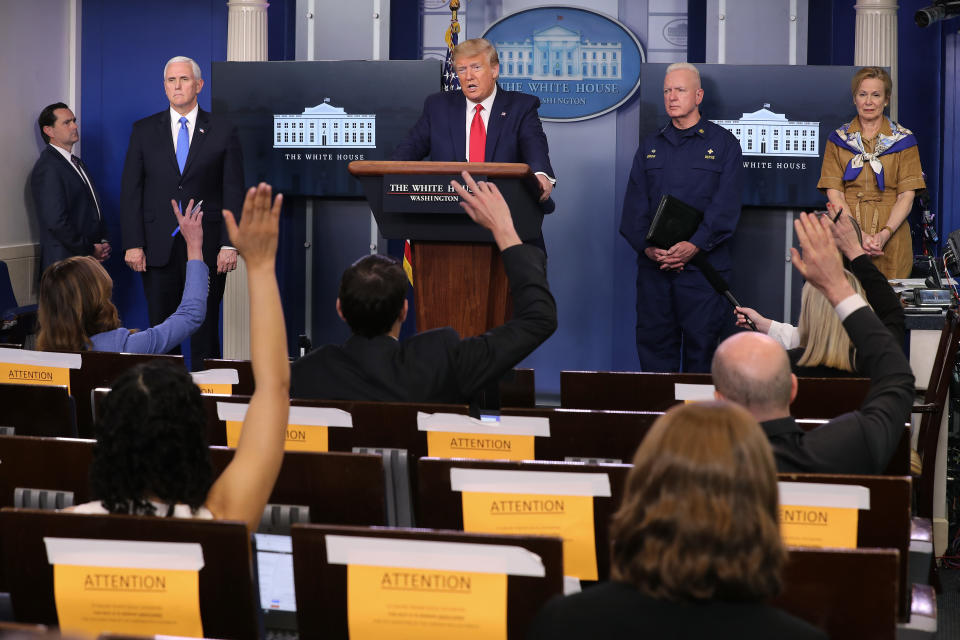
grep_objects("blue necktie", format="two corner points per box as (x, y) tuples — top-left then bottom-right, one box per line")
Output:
(176, 116), (189, 173)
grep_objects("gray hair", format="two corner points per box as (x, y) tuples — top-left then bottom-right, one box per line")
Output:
(163, 56), (202, 82)
(665, 62), (701, 85)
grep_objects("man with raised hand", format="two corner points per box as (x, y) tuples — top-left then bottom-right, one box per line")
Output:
(712, 212), (913, 473)
(290, 170), (557, 403)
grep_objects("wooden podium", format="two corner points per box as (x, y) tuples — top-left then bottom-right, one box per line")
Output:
(348, 161), (546, 337)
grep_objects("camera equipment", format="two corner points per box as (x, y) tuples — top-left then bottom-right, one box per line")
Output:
(916, 0), (960, 27)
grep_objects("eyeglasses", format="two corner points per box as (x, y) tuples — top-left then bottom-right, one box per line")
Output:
(455, 64), (485, 76)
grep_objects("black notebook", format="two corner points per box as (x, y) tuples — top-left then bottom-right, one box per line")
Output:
(645, 194), (704, 249)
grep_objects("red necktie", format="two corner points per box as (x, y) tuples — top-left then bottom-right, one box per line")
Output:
(469, 104), (486, 162)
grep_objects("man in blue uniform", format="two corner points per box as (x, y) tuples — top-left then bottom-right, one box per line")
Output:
(620, 62), (744, 372)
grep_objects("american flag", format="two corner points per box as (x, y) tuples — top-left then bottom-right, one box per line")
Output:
(442, 21), (460, 92)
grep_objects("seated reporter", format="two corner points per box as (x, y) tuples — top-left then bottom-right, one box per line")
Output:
(735, 209), (905, 377)
(291, 170), (557, 403)
(67, 184), (289, 534)
(714, 212), (913, 474)
(36, 200), (207, 354)
(527, 402), (826, 640)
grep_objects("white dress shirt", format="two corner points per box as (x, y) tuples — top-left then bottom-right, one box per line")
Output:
(464, 86), (497, 159)
(463, 86), (554, 184)
(168, 105), (234, 252)
(170, 104), (199, 152)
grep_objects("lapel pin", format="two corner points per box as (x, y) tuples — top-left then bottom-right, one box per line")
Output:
(500, 112), (507, 117)
(199, 128), (205, 134)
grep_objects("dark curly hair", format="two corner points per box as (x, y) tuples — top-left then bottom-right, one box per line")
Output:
(610, 401), (785, 602)
(91, 360), (213, 516)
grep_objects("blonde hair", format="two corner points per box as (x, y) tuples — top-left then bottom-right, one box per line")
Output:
(452, 38), (499, 66)
(851, 66), (891, 102)
(796, 270), (865, 371)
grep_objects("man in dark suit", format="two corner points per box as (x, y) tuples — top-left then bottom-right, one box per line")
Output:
(712, 212), (914, 474)
(392, 38), (556, 206)
(30, 103), (109, 273)
(290, 171), (557, 403)
(121, 56), (244, 366)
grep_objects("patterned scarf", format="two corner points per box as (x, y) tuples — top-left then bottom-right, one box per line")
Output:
(827, 118), (918, 191)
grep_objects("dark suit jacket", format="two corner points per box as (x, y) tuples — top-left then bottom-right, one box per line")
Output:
(290, 244), (557, 403)
(391, 86), (554, 177)
(763, 304), (914, 474)
(30, 146), (106, 272)
(528, 581), (826, 640)
(120, 108), (244, 268)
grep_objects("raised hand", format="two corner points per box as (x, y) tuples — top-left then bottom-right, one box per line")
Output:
(171, 198), (204, 262)
(791, 212), (855, 306)
(450, 170), (521, 250)
(223, 183), (282, 271)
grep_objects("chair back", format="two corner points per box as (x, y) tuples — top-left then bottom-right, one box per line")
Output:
(0, 508), (259, 640)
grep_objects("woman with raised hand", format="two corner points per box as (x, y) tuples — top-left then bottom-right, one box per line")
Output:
(36, 199), (206, 354)
(735, 209), (905, 377)
(69, 183), (289, 534)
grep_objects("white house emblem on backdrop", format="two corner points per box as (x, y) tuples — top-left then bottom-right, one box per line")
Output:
(496, 24), (623, 81)
(273, 98), (376, 149)
(712, 104), (819, 157)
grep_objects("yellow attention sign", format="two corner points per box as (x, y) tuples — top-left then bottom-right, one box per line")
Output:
(426, 431), (534, 460)
(53, 564), (203, 637)
(461, 492), (597, 581)
(226, 420), (329, 452)
(346, 564), (506, 640)
(196, 383), (233, 395)
(779, 505), (859, 548)
(0, 363), (70, 393)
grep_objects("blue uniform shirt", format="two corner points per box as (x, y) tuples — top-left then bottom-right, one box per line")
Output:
(620, 117), (744, 271)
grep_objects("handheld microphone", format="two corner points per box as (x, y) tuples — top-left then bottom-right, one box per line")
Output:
(690, 254), (758, 332)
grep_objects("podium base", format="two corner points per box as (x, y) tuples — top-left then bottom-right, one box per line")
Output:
(412, 242), (510, 338)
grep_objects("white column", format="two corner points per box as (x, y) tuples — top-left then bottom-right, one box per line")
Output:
(854, 0), (899, 120)
(227, 0), (269, 61)
(222, 0), (269, 360)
